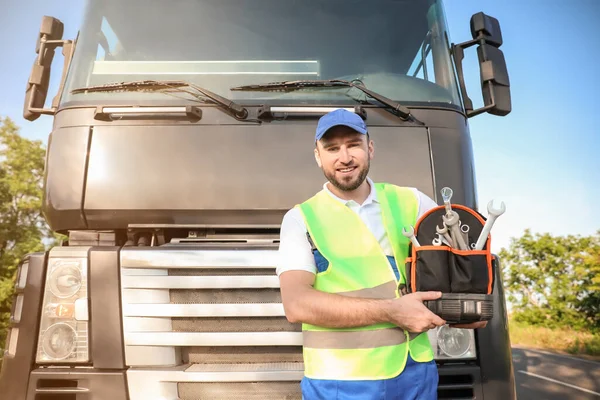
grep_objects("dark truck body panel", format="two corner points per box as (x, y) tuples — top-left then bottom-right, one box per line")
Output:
(43, 107), (476, 232)
(0, 253), (47, 400)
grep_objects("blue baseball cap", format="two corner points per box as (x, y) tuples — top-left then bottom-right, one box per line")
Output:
(315, 109), (368, 142)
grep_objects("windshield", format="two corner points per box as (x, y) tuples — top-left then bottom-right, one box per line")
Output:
(61, 0), (463, 110)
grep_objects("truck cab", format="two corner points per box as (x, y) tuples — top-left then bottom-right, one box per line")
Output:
(1, 0), (516, 399)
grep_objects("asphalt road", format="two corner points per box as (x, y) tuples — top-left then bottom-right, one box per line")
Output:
(512, 347), (600, 400)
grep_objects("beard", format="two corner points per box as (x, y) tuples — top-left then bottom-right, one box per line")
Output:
(323, 158), (370, 192)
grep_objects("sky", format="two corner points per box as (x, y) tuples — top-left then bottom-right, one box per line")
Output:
(0, 0), (599, 253)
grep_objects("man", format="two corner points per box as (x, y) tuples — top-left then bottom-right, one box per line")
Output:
(277, 109), (486, 399)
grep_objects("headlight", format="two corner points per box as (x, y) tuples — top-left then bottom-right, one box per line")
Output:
(427, 325), (477, 360)
(37, 253), (89, 364)
(41, 322), (77, 360)
(48, 263), (82, 298)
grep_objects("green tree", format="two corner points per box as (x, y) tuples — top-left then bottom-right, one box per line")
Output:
(500, 229), (600, 331)
(0, 117), (50, 351)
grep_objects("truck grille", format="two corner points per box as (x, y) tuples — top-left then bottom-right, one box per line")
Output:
(120, 247), (303, 400)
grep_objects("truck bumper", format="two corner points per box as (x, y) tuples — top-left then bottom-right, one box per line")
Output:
(23, 365), (482, 400)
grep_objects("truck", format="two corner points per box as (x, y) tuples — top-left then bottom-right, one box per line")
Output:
(0, 0), (516, 399)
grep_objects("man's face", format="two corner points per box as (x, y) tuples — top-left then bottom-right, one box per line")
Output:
(314, 126), (374, 192)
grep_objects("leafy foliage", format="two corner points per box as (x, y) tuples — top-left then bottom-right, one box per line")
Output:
(0, 117), (51, 351)
(500, 229), (600, 331)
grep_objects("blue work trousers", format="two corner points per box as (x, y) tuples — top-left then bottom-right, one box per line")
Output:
(300, 354), (438, 400)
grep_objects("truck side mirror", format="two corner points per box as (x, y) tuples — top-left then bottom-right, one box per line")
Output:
(23, 16), (75, 121)
(452, 12), (511, 118)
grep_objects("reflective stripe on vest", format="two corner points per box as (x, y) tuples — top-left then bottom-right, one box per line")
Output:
(298, 183), (434, 380)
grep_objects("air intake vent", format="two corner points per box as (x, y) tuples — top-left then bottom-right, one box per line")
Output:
(35, 378), (86, 400)
(437, 373), (475, 399)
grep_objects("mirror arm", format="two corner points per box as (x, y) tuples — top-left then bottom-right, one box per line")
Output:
(26, 34), (75, 117)
(466, 81), (496, 118)
(452, 34), (498, 118)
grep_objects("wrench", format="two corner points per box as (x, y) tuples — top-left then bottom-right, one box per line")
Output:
(440, 187), (454, 216)
(436, 222), (453, 247)
(432, 233), (452, 246)
(402, 226), (421, 248)
(460, 223), (470, 247)
(442, 211), (468, 250)
(474, 200), (506, 250)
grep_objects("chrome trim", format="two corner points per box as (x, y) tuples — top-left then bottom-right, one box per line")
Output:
(6, 328), (19, 356)
(121, 269), (178, 366)
(120, 249), (278, 269)
(123, 289), (170, 304)
(101, 106), (193, 114)
(16, 262), (28, 290)
(186, 362), (304, 375)
(128, 223), (280, 229)
(36, 388), (90, 394)
(121, 268), (168, 276)
(270, 106), (357, 114)
(126, 363), (304, 400)
(132, 363), (303, 381)
(122, 275), (280, 289)
(125, 345), (179, 367)
(11, 294), (24, 323)
(125, 332), (302, 347)
(124, 317), (173, 332)
(48, 246), (91, 258)
(123, 303), (285, 317)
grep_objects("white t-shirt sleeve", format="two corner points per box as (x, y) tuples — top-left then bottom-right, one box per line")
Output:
(276, 207), (317, 276)
(414, 188), (440, 218)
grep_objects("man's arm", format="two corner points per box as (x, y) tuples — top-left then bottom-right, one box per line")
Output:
(279, 270), (446, 332)
(277, 206), (446, 332)
(280, 270), (390, 327)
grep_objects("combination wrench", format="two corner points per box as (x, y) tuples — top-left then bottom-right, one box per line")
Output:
(402, 226), (421, 248)
(474, 200), (506, 250)
(436, 222), (453, 247)
(442, 211), (468, 250)
(460, 223), (470, 247)
(441, 187), (454, 215)
(432, 233), (452, 246)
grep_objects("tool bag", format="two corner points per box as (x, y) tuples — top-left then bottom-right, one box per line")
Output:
(403, 204), (495, 323)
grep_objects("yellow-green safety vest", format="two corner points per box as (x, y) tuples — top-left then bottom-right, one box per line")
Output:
(297, 182), (434, 380)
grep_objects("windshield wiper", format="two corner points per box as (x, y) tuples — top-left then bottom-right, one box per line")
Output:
(72, 80), (249, 120)
(230, 79), (418, 122)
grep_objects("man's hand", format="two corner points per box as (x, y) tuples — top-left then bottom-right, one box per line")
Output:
(450, 321), (488, 329)
(385, 291), (446, 333)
